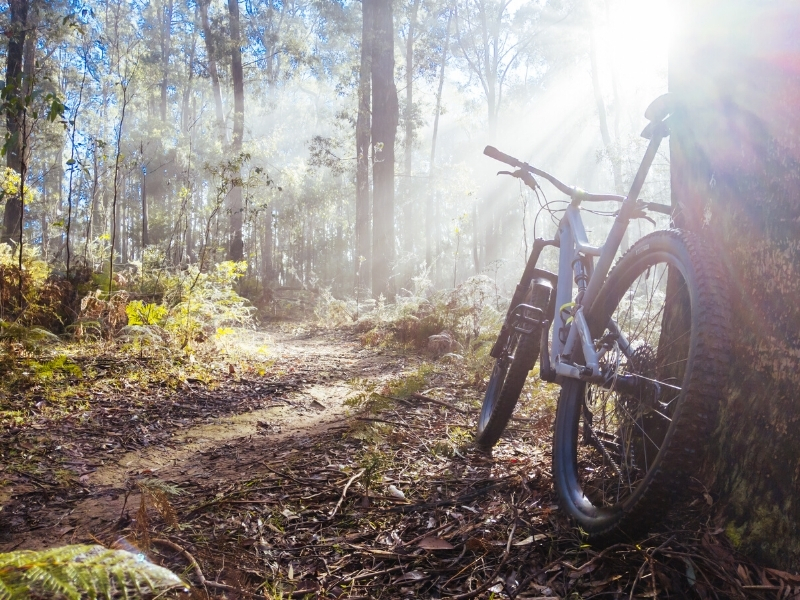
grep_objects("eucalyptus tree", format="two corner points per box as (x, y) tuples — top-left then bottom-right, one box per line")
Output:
(370, 0), (399, 299)
(2, 0), (31, 247)
(355, 0), (373, 294)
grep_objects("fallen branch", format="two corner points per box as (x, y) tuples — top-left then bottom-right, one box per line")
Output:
(151, 537), (259, 597)
(355, 416), (428, 430)
(330, 468), (365, 518)
(411, 393), (470, 414)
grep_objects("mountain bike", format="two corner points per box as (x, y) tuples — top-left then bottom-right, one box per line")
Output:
(477, 93), (730, 540)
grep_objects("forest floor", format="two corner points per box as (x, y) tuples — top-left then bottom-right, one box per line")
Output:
(0, 324), (794, 599)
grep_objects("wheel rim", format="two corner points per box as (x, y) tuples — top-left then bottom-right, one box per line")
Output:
(573, 254), (693, 513)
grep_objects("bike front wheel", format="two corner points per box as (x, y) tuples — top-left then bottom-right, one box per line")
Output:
(552, 229), (729, 540)
(476, 281), (551, 450)
(476, 331), (540, 449)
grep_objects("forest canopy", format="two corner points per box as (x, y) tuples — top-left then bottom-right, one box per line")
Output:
(0, 0), (670, 318)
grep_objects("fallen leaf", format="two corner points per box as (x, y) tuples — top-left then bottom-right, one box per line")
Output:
(387, 485), (405, 499)
(466, 538), (488, 551)
(393, 570), (425, 584)
(737, 564), (753, 585)
(513, 536), (534, 546)
(417, 536), (454, 550)
(765, 568), (800, 584)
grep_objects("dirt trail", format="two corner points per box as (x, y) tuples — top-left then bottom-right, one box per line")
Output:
(0, 328), (416, 551)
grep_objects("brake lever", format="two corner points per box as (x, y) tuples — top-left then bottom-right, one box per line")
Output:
(497, 169), (539, 191)
(630, 204), (657, 227)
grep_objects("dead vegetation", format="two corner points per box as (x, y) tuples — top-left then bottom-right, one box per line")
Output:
(1, 323), (798, 599)
(135, 380), (794, 600)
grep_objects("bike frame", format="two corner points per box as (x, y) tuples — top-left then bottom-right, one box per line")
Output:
(535, 122), (670, 383)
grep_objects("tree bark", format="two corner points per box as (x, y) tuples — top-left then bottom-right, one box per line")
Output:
(356, 0), (374, 294)
(587, 7), (627, 251)
(670, 0), (800, 570)
(160, 0), (174, 122)
(587, 12), (623, 196)
(198, 0), (227, 144)
(370, 0), (398, 299)
(428, 7), (452, 269)
(2, 0), (30, 246)
(401, 0), (420, 278)
(263, 209), (273, 282)
(141, 163), (149, 247)
(182, 10), (198, 133)
(227, 0), (245, 261)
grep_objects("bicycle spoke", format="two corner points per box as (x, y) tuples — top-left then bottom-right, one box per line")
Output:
(577, 257), (692, 509)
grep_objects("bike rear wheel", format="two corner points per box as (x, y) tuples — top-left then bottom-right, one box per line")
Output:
(552, 230), (729, 539)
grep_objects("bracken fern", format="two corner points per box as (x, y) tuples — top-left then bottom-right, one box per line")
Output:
(0, 544), (184, 599)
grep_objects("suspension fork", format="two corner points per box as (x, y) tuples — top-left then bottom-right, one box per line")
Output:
(490, 237), (558, 359)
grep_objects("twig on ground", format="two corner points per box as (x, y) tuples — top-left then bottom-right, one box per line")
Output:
(411, 393), (471, 414)
(330, 468), (365, 518)
(443, 503), (519, 599)
(151, 537), (259, 597)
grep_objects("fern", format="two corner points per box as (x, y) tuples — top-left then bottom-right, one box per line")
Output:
(136, 478), (182, 529)
(125, 302), (167, 327)
(0, 545), (184, 600)
(0, 321), (61, 345)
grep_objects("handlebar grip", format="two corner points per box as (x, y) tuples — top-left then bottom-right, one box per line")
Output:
(483, 145), (523, 168)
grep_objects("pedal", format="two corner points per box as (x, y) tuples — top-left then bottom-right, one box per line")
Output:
(511, 304), (544, 334)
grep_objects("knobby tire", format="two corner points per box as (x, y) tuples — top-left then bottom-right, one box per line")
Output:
(552, 229), (730, 541)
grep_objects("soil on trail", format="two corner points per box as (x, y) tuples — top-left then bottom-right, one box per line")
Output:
(0, 327), (783, 598)
(0, 328), (419, 552)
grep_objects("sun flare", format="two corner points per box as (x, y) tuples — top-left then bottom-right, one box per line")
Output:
(599, 0), (675, 94)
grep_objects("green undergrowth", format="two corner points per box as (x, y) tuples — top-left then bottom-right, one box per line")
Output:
(317, 274), (504, 353)
(0, 250), (271, 430)
(0, 326), (274, 431)
(0, 544), (184, 599)
(339, 273), (559, 444)
(346, 363), (435, 414)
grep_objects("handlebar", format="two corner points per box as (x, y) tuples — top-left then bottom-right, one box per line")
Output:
(484, 145), (626, 204)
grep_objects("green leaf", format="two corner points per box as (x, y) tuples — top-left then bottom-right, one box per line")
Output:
(0, 544), (184, 600)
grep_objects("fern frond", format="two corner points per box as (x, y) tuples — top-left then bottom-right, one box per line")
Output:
(0, 322), (60, 345)
(137, 479), (182, 529)
(135, 479), (183, 497)
(0, 544), (183, 600)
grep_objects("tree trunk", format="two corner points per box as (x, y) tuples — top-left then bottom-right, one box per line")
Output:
(670, 0), (800, 570)
(263, 209), (273, 282)
(160, 0), (174, 122)
(356, 0), (374, 294)
(141, 164), (149, 247)
(587, 7), (627, 250)
(428, 7), (452, 270)
(121, 176), (129, 264)
(198, 0), (226, 143)
(182, 12), (198, 133)
(227, 0), (245, 261)
(2, 0), (30, 246)
(401, 0), (420, 280)
(370, 0), (398, 299)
